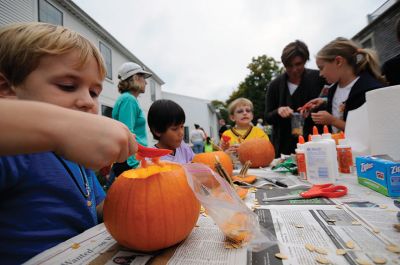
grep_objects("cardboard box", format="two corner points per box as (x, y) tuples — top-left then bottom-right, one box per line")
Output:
(356, 155), (400, 197)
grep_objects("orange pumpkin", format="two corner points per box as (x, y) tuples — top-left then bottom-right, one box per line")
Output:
(192, 151), (233, 176)
(238, 138), (275, 168)
(103, 162), (200, 252)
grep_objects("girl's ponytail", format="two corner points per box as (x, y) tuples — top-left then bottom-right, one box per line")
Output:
(317, 38), (386, 84)
(356, 48), (386, 83)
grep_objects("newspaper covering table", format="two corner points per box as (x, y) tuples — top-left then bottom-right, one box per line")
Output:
(26, 168), (400, 265)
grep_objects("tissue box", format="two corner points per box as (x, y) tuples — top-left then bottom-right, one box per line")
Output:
(356, 155), (400, 197)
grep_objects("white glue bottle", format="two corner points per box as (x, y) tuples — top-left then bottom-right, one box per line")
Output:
(304, 126), (337, 184)
(295, 135), (307, 180)
(321, 125), (339, 179)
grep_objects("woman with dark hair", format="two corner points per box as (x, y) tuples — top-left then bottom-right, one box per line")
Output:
(111, 62), (152, 177)
(265, 40), (325, 157)
(148, 99), (194, 163)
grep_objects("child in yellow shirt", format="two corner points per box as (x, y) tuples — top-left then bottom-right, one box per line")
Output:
(220, 98), (269, 152)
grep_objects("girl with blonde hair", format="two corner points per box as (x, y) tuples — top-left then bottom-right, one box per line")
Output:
(308, 38), (385, 132)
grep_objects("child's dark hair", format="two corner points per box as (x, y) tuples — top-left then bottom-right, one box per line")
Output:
(147, 99), (185, 140)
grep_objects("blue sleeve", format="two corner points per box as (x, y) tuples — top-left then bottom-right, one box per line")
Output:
(0, 155), (29, 192)
(117, 97), (139, 134)
(87, 170), (105, 205)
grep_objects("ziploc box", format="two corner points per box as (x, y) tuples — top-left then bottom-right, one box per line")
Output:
(356, 155), (400, 197)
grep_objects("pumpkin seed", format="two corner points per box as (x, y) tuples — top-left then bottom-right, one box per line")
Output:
(372, 256), (387, 264)
(386, 244), (400, 253)
(355, 258), (372, 265)
(315, 247), (328, 255)
(274, 253), (288, 260)
(379, 204), (388, 209)
(335, 205), (343, 209)
(336, 249), (346, 255)
(224, 243), (234, 249)
(71, 243), (80, 249)
(345, 240), (355, 249)
(372, 228), (380, 233)
(316, 256), (331, 264)
(352, 221), (361, 225)
(305, 243), (315, 252)
(295, 224), (304, 228)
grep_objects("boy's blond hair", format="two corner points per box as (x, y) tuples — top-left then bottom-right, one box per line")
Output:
(0, 22), (106, 86)
(228, 97), (253, 115)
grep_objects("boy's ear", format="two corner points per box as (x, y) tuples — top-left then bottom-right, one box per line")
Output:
(151, 128), (161, 139)
(229, 114), (235, 122)
(154, 131), (162, 138)
(0, 73), (17, 99)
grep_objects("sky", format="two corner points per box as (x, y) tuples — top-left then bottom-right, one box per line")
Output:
(73, 0), (388, 101)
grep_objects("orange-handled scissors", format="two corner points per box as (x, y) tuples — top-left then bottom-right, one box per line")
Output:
(263, 183), (348, 202)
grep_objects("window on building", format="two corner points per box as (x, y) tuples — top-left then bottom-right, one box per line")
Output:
(38, 0), (63, 25)
(150, 80), (156, 102)
(359, 33), (375, 49)
(184, 126), (189, 143)
(100, 42), (112, 80)
(361, 38), (373, 49)
(101, 105), (113, 118)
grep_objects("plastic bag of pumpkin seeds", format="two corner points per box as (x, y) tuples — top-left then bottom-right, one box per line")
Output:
(183, 163), (277, 252)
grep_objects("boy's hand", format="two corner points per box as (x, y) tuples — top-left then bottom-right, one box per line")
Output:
(55, 111), (138, 170)
(225, 144), (239, 154)
(220, 135), (231, 151)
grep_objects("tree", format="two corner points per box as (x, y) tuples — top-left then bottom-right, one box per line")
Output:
(226, 55), (282, 124)
(210, 100), (228, 122)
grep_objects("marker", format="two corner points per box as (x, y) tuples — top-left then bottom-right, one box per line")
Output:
(262, 177), (288, 188)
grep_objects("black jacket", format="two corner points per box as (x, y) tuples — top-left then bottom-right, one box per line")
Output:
(265, 69), (325, 157)
(326, 71), (384, 122)
(382, 53), (400, 86)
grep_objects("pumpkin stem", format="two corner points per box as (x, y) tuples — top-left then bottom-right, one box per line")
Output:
(151, 157), (164, 166)
(215, 155), (234, 187)
(136, 154), (147, 168)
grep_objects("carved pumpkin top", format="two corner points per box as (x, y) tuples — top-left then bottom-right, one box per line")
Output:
(122, 162), (181, 179)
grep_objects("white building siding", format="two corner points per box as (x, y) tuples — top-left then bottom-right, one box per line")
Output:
(0, 0), (36, 25)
